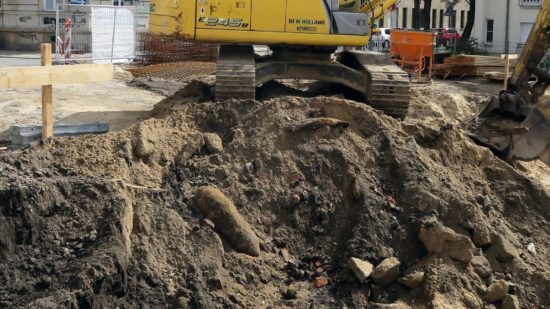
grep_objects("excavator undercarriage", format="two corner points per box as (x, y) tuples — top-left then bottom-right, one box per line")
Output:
(216, 45), (411, 119)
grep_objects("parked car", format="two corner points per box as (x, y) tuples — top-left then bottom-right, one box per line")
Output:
(371, 28), (391, 49)
(436, 28), (462, 46)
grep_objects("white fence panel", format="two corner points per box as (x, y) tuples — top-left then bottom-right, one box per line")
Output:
(91, 7), (136, 64)
(55, 4), (137, 64)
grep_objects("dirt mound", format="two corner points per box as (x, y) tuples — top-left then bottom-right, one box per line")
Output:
(1, 81), (550, 308)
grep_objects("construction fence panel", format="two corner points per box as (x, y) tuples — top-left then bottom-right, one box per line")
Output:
(55, 4), (136, 64)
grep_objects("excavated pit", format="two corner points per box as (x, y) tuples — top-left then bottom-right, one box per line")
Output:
(0, 80), (550, 308)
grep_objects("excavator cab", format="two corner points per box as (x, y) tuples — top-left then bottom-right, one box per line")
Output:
(470, 0), (550, 162)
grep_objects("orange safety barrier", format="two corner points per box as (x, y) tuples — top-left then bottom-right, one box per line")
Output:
(389, 29), (436, 80)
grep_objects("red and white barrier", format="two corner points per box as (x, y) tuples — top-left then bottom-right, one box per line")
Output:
(63, 18), (73, 61)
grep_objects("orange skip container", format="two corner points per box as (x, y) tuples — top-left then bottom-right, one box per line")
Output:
(389, 29), (436, 80)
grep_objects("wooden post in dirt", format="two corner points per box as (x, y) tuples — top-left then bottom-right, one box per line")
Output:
(0, 51), (113, 142)
(41, 43), (53, 139)
(503, 54), (510, 91)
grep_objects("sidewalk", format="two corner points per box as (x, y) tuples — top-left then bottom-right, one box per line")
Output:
(0, 51), (41, 67)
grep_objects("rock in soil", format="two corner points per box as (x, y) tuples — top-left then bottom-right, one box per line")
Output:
(194, 186), (260, 256)
(371, 257), (401, 287)
(483, 280), (509, 302)
(348, 257), (374, 283)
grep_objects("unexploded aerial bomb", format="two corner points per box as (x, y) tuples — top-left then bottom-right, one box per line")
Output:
(194, 186), (261, 257)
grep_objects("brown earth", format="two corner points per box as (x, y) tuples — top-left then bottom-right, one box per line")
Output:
(0, 77), (549, 308)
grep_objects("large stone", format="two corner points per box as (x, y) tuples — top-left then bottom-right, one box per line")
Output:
(203, 133), (224, 154)
(470, 255), (492, 278)
(483, 280), (508, 302)
(491, 236), (518, 263)
(348, 257), (374, 283)
(419, 224), (476, 263)
(398, 271), (425, 289)
(194, 186), (260, 256)
(371, 257), (401, 286)
(501, 294), (520, 309)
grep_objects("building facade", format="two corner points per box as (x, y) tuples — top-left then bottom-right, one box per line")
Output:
(0, 0), (148, 50)
(473, 0), (540, 54)
(380, 0), (470, 30)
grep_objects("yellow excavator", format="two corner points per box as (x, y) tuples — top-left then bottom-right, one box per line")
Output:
(471, 1), (550, 162)
(149, 0), (410, 119)
(149, 0), (550, 162)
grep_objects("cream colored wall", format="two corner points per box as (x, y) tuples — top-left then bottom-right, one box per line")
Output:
(473, 0), (539, 53)
(380, 0), (470, 29)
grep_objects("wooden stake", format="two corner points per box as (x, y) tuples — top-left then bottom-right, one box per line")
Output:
(41, 43), (53, 139)
(500, 54), (518, 91)
(503, 54), (510, 91)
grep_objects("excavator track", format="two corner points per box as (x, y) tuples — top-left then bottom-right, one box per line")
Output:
(215, 45), (256, 101)
(215, 47), (410, 120)
(345, 51), (411, 120)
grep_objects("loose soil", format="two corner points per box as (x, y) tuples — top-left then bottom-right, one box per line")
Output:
(0, 76), (549, 308)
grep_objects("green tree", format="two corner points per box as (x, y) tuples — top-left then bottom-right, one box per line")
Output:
(460, 0), (475, 40)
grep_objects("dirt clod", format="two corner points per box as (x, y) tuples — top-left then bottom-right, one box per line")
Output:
(203, 132), (224, 154)
(398, 271), (425, 289)
(471, 255), (492, 278)
(419, 223), (476, 263)
(490, 235), (519, 263)
(502, 294), (520, 309)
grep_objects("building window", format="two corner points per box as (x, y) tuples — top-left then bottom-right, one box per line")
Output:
(411, 8), (422, 28)
(432, 9), (437, 29)
(395, 9), (399, 27)
(439, 9), (444, 28)
(44, 0), (64, 11)
(486, 19), (494, 43)
(451, 10), (457, 28)
(460, 10), (465, 29)
(402, 8), (408, 28)
(379, 17), (384, 28)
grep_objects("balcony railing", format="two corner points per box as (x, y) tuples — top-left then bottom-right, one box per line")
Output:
(520, 0), (541, 7)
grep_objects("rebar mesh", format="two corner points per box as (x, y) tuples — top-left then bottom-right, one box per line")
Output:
(136, 33), (219, 64)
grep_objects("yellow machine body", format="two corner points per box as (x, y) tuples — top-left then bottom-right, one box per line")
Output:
(150, 0), (396, 47)
(148, 0), (411, 120)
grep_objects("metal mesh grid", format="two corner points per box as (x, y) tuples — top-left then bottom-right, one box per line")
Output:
(127, 61), (216, 81)
(136, 33), (219, 64)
